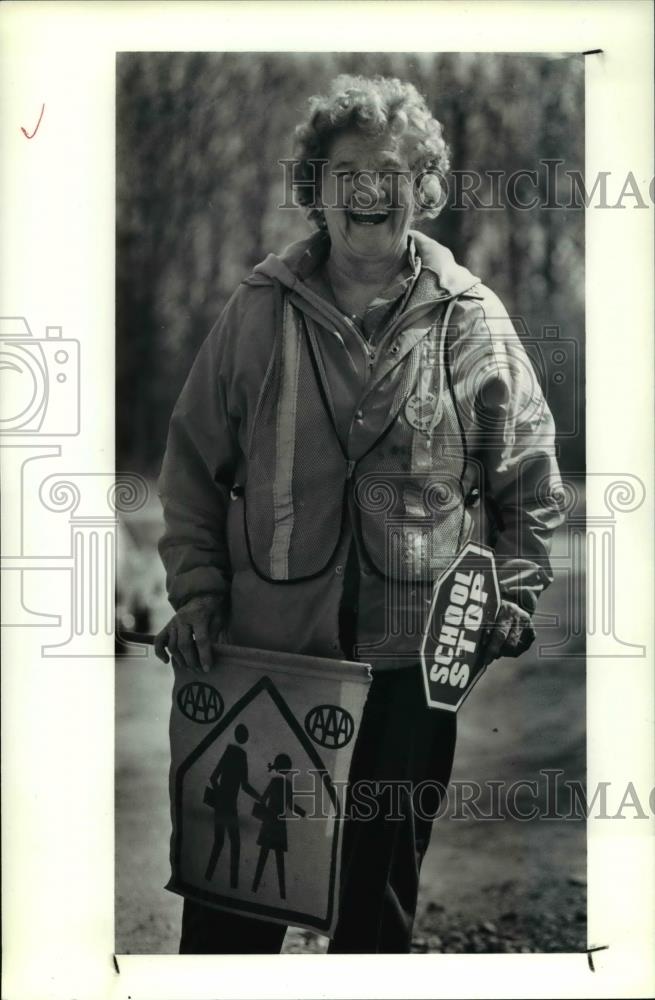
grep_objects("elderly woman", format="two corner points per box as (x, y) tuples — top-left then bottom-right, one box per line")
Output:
(155, 75), (564, 953)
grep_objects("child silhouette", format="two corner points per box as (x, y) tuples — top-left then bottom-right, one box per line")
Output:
(251, 753), (305, 900)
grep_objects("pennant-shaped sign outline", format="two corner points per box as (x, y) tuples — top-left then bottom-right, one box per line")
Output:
(166, 645), (371, 935)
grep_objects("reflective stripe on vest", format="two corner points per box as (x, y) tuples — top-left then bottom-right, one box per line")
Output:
(270, 296), (302, 579)
(246, 286), (467, 583)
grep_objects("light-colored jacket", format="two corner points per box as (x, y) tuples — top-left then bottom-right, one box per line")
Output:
(158, 230), (565, 668)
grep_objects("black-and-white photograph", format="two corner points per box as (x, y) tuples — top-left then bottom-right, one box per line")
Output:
(2, 2), (654, 997)
(115, 51), (587, 956)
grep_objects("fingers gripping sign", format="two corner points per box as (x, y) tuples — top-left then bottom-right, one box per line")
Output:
(154, 595), (226, 673)
(483, 599), (536, 665)
(192, 620), (214, 672)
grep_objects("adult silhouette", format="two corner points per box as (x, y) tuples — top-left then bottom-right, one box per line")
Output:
(204, 724), (260, 887)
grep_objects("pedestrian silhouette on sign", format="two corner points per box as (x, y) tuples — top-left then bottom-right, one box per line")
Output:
(251, 753), (306, 900)
(204, 724), (261, 888)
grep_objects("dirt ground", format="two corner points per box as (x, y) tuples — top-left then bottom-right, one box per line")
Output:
(115, 644), (585, 954)
(115, 523), (587, 955)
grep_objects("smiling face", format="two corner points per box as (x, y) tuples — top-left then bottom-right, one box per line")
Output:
(320, 128), (415, 269)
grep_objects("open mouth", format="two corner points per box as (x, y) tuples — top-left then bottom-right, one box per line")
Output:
(347, 209), (390, 226)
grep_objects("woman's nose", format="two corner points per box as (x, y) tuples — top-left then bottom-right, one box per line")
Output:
(350, 171), (387, 210)
(373, 175), (389, 205)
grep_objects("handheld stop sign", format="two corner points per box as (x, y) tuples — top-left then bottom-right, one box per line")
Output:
(420, 541), (500, 712)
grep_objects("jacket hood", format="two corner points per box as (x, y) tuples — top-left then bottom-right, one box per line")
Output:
(251, 229), (480, 302)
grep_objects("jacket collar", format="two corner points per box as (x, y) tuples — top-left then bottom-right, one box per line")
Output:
(251, 229), (480, 299)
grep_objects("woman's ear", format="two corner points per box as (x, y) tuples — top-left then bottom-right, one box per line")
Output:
(413, 171), (447, 220)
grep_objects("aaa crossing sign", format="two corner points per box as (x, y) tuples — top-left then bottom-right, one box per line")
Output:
(420, 542), (500, 712)
(167, 643), (370, 936)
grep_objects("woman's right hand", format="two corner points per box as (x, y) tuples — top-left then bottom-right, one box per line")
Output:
(154, 594), (226, 674)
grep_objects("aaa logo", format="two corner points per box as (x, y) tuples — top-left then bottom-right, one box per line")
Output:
(177, 682), (224, 724)
(305, 704), (354, 749)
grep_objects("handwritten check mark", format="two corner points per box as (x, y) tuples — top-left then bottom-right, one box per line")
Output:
(21, 103), (45, 139)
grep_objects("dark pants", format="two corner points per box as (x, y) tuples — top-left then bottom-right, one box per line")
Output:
(179, 664), (457, 954)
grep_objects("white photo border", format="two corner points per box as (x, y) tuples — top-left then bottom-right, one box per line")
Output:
(1, 2), (653, 998)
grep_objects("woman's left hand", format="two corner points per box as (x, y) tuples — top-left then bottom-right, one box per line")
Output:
(483, 599), (536, 664)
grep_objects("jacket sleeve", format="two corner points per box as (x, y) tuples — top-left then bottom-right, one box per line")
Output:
(157, 294), (242, 613)
(452, 288), (567, 615)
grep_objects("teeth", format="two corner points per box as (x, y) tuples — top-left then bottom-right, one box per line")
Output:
(348, 210), (389, 226)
